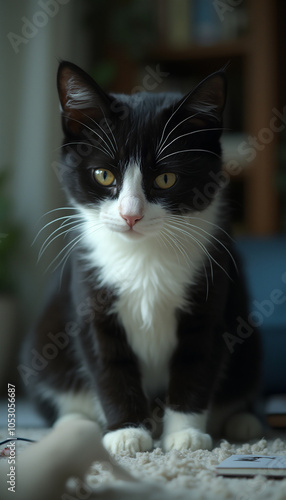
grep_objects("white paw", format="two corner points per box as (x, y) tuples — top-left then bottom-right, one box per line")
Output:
(103, 427), (153, 456)
(163, 428), (212, 452)
(224, 412), (263, 441)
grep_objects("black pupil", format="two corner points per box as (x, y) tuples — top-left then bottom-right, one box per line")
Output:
(164, 174), (168, 184)
(103, 171), (108, 180)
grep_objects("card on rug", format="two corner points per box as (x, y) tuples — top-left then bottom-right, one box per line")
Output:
(216, 454), (286, 478)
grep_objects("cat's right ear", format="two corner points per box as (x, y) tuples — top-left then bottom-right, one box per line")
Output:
(57, 61), (114, 136)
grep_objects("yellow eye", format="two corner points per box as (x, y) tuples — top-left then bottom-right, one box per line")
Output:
(94, 169), (115, 186)
(154, 173), (177, 189)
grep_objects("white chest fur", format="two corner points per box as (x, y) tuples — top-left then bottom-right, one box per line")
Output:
(83, 228), (195, 396)
(77, 165), (221, 397)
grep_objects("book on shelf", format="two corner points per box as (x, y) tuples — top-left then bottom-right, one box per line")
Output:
(156, 0), (192, 48)
(154, 0), (248, 50)
(216, 454), (286, 478)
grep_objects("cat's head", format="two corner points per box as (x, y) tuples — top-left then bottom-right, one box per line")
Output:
(57, 61), (226, 241)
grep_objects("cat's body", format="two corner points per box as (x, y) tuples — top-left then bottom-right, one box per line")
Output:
(22, 62), (262, 454)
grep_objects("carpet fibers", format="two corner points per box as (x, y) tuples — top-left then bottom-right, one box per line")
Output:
(1, 428), (286, 500)
(88, 436), (286, 500)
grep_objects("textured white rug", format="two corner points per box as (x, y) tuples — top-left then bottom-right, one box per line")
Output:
(1, 427), (286, 500)
(88, 436), (286, 500)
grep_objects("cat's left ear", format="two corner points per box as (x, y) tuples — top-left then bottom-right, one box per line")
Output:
(177, 70), (227, 126)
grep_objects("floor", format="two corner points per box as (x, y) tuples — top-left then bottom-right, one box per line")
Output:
(0, 397), (46, 428)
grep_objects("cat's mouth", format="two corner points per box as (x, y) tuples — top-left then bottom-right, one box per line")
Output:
(100, 210), (163, 240)
(119, 226), (145, 239)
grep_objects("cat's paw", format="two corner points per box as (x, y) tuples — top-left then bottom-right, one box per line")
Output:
(224, 412), (263, 441)
(103, 427), (153, 456)
(162, 428), (212, 452)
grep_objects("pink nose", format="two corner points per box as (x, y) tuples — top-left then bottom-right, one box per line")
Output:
(120, 214), (143, 228)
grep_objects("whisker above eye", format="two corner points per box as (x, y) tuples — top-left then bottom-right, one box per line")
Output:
(62, 113), (115, 159)
(55, 141), (113, 158)
(158, 148), (221, 163)
(156, 103), (199, 153)
(84, 108), (118, 155)
(156, 114), (197, 156)
(156, 127), (225, 159)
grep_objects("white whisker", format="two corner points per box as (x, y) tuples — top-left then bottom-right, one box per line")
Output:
(86, 108), (118, 155)
(162, 221), (211, 299)
(158, 232), (170, 252)
(156, 98), (199, 152)
(161, 226), (189, 264)
(38, 220), (87, 262)
(41, 207), (79, 215)
(55, 141), (114, 158)
(46, 222), (104, 274)
(157, 114), (198, 156)
(188, 216), (234, 242)
(167, 220), (231, 281)
(158, 148), (220, 163)
(157, 127), (224, 159)
(168, 222), (214, 281)
(170, 216), (237, 273)
(32, 214), (84, 246)
(62, 114), (115, 158)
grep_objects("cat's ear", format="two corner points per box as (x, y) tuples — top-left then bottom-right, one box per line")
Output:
(177, 70), (227, 126)
(57, 61), (114, 136)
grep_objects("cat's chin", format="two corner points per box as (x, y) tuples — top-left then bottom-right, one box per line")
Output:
(119, 229), (146, 241)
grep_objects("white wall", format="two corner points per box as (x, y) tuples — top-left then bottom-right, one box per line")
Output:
(0, 0), (91, 323)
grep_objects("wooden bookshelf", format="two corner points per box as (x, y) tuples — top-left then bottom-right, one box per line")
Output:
(243, 0), (279, 234)
(107, 0), (280, 235)
(149, 36), (250, 62)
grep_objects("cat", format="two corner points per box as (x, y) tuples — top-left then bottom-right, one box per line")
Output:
(21, 61), (262, 455)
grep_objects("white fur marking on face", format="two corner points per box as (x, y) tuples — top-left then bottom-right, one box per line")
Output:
(119, 164), (145, 211)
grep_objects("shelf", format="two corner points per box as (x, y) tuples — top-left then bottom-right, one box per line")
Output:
(109, 0), (280, 234)
(148, 36), (250, 63)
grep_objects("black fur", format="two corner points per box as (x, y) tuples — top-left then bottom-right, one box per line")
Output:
(21, 62), (261, 441)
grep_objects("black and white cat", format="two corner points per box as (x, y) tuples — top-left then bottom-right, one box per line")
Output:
(23, 61), (262, 455)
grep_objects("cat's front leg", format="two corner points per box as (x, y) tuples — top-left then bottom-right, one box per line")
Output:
(99, 364), (153, 456)
(96, 358), (153, 456)
(161, 318), (218, 452)
(81, 319), (153, 456)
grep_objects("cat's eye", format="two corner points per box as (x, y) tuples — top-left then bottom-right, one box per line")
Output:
(154, 173), (177, 189)
(94, 169), (115, 187)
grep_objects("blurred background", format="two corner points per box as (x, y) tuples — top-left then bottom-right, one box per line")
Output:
(0, 0), (285, 417)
